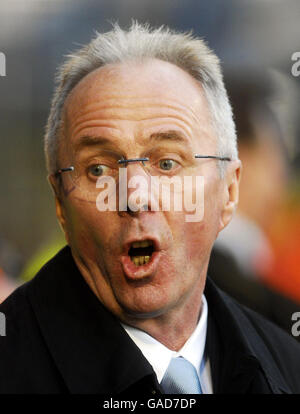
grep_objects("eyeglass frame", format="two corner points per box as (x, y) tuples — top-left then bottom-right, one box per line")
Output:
(54, 155), (232, 178)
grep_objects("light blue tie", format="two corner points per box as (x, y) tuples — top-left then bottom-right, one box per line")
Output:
(160, 356), (202, 394)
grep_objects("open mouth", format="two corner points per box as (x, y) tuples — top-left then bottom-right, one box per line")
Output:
(121, 237), (161, 279)
(128, 240), (154, 266)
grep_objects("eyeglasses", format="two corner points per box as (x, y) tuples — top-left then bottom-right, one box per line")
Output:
(54, 150), (231, 200)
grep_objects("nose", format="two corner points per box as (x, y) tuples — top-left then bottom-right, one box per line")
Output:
(117, 160), (156, 216)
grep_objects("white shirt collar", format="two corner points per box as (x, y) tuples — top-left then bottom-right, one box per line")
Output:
(121, 295), (208, 384)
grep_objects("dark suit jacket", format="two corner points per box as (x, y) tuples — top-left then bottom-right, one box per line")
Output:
(0, 246), (300, 394)
(209, 246), (300, 340)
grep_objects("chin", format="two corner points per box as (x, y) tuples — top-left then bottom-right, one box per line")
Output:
(115, 285), (178, 320)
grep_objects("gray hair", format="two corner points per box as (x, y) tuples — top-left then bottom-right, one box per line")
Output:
(44, 21), (238, 175)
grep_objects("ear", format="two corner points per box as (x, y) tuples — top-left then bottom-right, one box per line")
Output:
(48, 174), (69, 242)
(219, 160), (242, 232)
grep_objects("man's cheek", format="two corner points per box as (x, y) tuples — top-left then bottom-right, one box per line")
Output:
(64, 204), (97, 247)
(183, 222), (207, 259)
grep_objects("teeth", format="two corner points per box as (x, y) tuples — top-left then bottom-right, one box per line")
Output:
(131, 256), (151, 266)
(132, 240), (153, 248)
(130, 240), (153, 266)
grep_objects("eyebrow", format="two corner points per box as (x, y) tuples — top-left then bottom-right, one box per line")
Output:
(74, 135), (114, 152)
(149, 130), (190, 144)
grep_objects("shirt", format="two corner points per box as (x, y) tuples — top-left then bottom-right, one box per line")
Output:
(122, 294), (213, 394)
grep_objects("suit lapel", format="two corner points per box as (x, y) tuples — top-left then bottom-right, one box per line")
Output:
(204, 277), (292, 394)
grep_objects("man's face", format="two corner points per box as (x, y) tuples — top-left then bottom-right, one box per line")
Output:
(53, 59), (239, 322)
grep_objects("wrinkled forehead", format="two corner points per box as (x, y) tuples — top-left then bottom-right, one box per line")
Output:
(60, 59), (217, 157)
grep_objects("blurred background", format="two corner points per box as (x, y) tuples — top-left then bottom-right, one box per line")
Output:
(0, 0), (299, 334)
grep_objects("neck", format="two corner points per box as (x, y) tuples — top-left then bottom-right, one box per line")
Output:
(120, 283), (204, 351)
